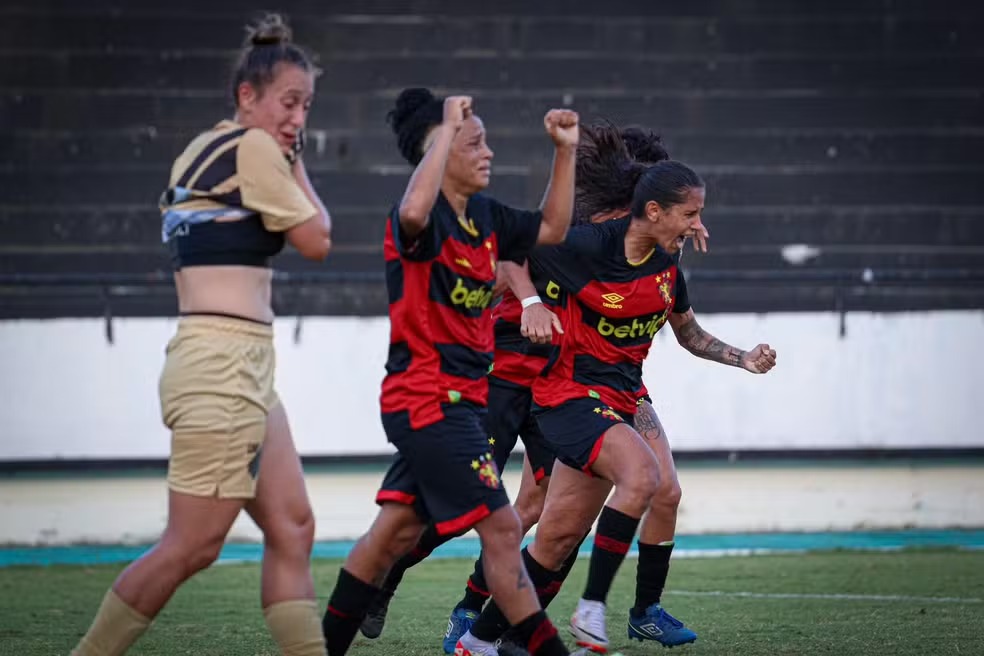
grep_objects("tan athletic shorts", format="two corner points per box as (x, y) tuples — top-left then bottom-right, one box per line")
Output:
(159, 315), (279, 499)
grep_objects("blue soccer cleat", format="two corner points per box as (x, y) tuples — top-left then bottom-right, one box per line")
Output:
(627, 604), (697, 647)
(443, 607), (481, 654)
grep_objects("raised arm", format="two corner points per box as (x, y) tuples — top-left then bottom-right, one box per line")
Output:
(669, 309), (777, 373)
(397, 96), (471, 237)
(536, 109), (579, 245)
(499, 260), (537, 300)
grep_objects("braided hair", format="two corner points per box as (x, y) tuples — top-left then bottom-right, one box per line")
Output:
(386, 87), (445, 165)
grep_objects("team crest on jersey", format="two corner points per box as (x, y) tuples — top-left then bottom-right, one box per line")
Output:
(654, 272), (674, 305)
(471, 451), (501, 489)
(593, 406), (624, 422)
(659, 281), (673, 305)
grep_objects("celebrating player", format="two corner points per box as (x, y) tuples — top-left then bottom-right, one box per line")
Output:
(319, 87), (579, 656)
(459, 159), (777, 655)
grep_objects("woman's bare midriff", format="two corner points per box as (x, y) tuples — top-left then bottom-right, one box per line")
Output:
(175, 265), (275, 323)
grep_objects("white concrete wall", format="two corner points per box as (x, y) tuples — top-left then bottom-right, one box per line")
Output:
(3, 465), (982, 545)
(0, 311), (981, 460)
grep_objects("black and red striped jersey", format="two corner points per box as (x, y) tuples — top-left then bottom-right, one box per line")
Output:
(530, 217), (690, 415)
(489, 263), (564, 389)
(381, 192), (542, 429)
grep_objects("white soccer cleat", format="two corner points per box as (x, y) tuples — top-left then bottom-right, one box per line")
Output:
(569, 598), (609, 654)
(455, 630), (500, 656)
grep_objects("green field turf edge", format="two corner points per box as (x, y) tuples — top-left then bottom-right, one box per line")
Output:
(1, 550), (982, 655)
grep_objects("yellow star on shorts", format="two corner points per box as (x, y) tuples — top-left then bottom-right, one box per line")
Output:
(471, 460), (480, 470)
(488, 437), (495, 445)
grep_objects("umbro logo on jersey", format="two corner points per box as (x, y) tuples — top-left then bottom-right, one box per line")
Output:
(601, 292), (625, 309)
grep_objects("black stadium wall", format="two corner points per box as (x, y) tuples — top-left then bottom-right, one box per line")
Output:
(1, 0), (982, 318)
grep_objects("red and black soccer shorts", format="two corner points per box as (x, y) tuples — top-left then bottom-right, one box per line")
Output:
(487, 376), (557, 483)
(377, 401), (511, 536)
(533, 396), (634, 475)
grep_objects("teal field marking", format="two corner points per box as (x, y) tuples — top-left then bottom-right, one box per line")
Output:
(3, 528), (982, 567)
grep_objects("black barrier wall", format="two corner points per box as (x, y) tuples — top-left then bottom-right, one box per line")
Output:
(1, 0), (982, 317)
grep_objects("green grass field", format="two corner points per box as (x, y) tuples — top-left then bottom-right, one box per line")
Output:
(2, 550), (982, 655)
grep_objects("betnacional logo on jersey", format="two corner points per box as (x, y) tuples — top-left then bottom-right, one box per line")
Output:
(471, 451), (501, 489)
(602, 292), (625, 309)
(596, 313), (665, 340)
(654, 310), (670, 333)
(545, 280), (561, 300)
(450, 278), (493, 310)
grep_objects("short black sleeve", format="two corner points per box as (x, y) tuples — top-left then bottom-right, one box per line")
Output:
(390, 204), (442, 262)
(528, 222), (610, 295)
(673, 266), (691, 314)
(488, 197), (542, 264)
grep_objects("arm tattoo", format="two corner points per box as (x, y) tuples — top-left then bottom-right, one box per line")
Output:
(676, 315), (745, 367)
(634, 401), (666, 443)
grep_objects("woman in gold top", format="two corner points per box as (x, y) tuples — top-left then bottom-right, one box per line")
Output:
(72, 14), (331, 656)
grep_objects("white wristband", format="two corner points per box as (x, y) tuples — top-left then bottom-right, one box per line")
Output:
(520, 296), (542, 309)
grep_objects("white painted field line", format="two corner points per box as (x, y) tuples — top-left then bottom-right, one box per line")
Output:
(668, 590), (982, 604)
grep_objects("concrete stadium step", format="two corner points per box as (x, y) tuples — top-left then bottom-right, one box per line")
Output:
(4, 166), (982, 209)
(3, 206), (982, 251)
(7, 131), (983, 169)
(4, 51), (981, 93)
(2, 13), (980, 55)
(5, 90), (980, 134)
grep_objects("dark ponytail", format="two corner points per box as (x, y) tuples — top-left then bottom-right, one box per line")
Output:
(619, 125), (669, 165)
(573, 120), (648, 224)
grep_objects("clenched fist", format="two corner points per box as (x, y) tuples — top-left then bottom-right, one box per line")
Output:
(741, 344), (777, 374)
(443, 96), (473, 132)
(544, 109), (579, 148)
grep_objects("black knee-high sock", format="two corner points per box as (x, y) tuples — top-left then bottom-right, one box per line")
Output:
(539, 532), (590, 610)
(513, 610), (569, 656)
(470, 547), (558, 642)
(379, 523), (448, 594)
(322, 568), (381, 656)
(457, 551), (491, 612)
(632, 541), (674, 616)
(582, 506), (640, 603)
